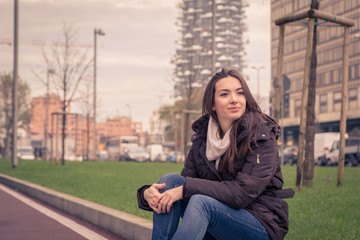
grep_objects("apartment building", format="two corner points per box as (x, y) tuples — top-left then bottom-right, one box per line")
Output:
(271, 0), (360, 145)
(30, 96), (142, 158)
(173, 0), (248, 97)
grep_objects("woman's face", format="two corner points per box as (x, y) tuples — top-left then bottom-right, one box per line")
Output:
(213, 76), (246, 132)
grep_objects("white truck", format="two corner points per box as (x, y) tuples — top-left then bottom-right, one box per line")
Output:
(146, 144), (164, 161)
(319, 137), (360, 166)
(314, 132), (343, 161)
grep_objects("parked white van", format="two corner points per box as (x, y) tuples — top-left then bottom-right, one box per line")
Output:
(17, 146), (35, 160)
(146, 144), (163, 161)
(314, 132), (344, 162)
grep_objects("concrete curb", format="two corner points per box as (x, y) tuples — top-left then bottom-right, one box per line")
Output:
(0, 174), (152, 240)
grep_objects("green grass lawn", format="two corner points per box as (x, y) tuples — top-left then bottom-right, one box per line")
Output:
(0, 158), (359, 239)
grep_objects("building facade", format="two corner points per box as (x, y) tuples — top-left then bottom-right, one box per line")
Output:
(30, 96), (142, 159)
(173, 0), (248, 97)
(149, 109), (166, 144)
(271, 0), (360, 145)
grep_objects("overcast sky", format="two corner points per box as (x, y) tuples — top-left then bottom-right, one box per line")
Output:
(0, 0), (270, 131)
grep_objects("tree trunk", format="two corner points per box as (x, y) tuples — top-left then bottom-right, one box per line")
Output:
(86, 114), (90, 161)
(4, 109), (11, 158)
(303, 1), (319, 187)
(296, 18), (315, 190)
(338, 27), (350, 186)
(5, 126), (11, 159)
(61, 102), (66, 165)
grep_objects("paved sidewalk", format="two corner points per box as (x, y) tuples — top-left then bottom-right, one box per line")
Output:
(0, 184), (123, 240)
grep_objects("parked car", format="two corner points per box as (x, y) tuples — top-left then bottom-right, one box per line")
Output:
(17, 147), (35, 160)
(119, 146), (150, 162)
(282, 146), (298, 165)
(64, 154), (83, 161)
(99, 150), (108, 160)
(166, 151), (181, 162)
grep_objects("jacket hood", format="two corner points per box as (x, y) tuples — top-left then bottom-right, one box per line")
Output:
(191, 114), (210, 141)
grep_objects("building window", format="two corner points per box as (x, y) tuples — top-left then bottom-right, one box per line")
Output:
(318, 73), (325, 86)
(319, 94), (327, 113)
(349, 88), (358, 110)
(295, 78), (302, 91)
(349, 65), (358, 80)
(333, 91), (342, 112)
(295, 99), (301, 117)
(338, 68), (343, 83)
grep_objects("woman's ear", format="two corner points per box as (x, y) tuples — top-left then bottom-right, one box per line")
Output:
(212, 105), (216, 111)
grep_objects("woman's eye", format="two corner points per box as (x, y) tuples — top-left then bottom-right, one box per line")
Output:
(237, 91), (244, 95)
(220, 93), (228, 97)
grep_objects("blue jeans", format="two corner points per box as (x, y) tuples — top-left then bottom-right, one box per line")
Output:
(152, 173), (270, 240)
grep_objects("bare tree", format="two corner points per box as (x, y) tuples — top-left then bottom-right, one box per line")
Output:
(0, 72), (31, 158)
(76, 77), (93, 161)
(40, 23), (92, 165)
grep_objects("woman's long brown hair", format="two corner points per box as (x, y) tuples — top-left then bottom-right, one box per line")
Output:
(202, 68), (264, 173)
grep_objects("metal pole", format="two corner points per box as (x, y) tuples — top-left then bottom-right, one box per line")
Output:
(11, 0), (19, 168)
(55, 114), (59, 164)
(44, 71), (49, 160)
(281, 83), (284, 165)
(173, 112), (178, 163)
(44, 69), (54, 160)
(51, 113), (54, 165)
(93, 29), (97, 161)
(251, 66), (265, 103)
(180, 112), (185, 162)
(75, 114), (78, 161)
(93, 28), (105, 161)
(211, 0), (216, 75)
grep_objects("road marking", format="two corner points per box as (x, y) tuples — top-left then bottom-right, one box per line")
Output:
(0, 184), (108, 240)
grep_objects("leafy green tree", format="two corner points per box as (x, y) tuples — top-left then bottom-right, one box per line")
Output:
(0, 72), (31, 158)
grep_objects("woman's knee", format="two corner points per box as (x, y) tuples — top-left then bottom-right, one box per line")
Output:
(159, 173), (185, 191)
(187, 194), (216, 212)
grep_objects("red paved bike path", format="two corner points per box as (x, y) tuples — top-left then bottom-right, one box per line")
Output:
(0, 184), (123, 240)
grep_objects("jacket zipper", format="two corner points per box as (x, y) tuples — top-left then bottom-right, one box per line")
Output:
(257, 154), (260, 164)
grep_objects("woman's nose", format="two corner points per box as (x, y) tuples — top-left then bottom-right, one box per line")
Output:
(230, 93), (238, 103)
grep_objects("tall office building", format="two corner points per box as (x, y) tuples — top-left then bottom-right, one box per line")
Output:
(173, 0), (248, 97)
(271, 0), (360, 145)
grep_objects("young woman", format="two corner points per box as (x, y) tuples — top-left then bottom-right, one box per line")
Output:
(137, 68), (294, 240)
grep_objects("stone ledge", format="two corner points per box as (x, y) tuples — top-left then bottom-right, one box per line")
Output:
(0, 174), (152, 240)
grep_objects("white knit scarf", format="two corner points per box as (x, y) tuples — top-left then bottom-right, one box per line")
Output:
(206, 117), (232, 170)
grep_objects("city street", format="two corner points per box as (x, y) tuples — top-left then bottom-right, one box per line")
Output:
(0, 184), (123, 240)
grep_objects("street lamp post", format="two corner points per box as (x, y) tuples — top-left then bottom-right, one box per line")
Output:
(93, 28), (105, 160)
(156, 94), (164, 143)
(125, 104), (132, 121)
(126, 104), (132, 134)
(12, 0), (19, 168)
(44, 68), (55, 160)
(251, 65), (265, 103)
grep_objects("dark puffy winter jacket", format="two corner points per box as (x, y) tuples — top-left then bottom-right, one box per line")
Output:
(137, 113), (294, 240)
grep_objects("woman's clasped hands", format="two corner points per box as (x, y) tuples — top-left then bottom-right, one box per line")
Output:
(144, 183), (183, 214)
